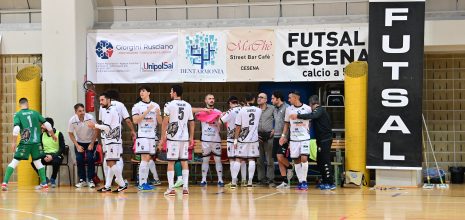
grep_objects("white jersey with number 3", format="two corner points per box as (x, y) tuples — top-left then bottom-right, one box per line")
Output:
(235, 106), (262, 143)
(284, 104), (312, 141)
(163, 99), (194, 141)
(132, 101), (160, 140)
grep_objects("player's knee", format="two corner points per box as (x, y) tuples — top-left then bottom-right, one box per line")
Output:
(8, 159), (19, 169)
(33, 159), (44, 169)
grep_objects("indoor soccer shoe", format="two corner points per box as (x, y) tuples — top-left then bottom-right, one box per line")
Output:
(241, 180), (247, 187)
(328, 184), (336, 190)
(35, 183), (49, 190)
(230, 184), (237, 189)
(200, 181), (207, 187)
(138, 183), (154, 191)
(113, 184), (128, 193)
(217, 181), (225, 187)
(97, 187), (112, 192)
(183, 188), (189, 195)
(301, 181), (308, 191)
(276, 182), (290, 189)
(164, 189), (176, 196)
(174, 179), (183, 188)
(152, 180), (162, 186)
(297, 182), (303, 190)
(1, 183), (7, 191)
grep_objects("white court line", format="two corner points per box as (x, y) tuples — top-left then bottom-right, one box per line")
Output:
(0, 208), (58, 220)
(254, 192), (282, 200)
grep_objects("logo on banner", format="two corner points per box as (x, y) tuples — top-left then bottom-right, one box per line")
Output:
(185, 34), (218, 69)
(142, 62), (174, 72)
(95, 40), (114, 59)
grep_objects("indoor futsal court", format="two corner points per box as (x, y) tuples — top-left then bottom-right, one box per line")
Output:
(2, 0), (465, 219)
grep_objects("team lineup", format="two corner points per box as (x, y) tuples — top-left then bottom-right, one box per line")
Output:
(2, 84), (336, 194)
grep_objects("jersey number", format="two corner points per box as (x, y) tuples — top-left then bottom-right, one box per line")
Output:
(248, 113), (255, 125)
(27, 115), (32, 127)
(178, 107), (184, 120)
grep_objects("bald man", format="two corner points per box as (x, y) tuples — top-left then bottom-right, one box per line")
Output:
(256, 93), (275, 186)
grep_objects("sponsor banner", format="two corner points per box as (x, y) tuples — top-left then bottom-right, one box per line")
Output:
(87, 32), (179, 83)
(178, 31), (227, 82)
(226, 29), (275, 81)
(275, 27), (368, 81)
(366, 0), (425, 169)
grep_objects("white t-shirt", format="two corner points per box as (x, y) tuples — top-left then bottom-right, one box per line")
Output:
(132, 101), (160, 140)
(68, 113), (96, 143)
(99, 100), (130, 122)
(163, 99), (194, 142)
(99, 105), (122, 145)
(200, 108), (222, 143)
(235, 106), (262, 143)
(221, 106), (241, 143)
(284, 104), (312, 141)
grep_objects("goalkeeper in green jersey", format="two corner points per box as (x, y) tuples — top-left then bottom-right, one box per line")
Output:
(2, 98), (57, 191)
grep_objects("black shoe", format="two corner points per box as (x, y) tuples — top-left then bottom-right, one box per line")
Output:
(247, 184), (253, 189)
(97, 187), (111, 192)
(112, 184), (128, 193)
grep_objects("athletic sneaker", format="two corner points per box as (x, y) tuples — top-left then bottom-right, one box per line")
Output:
(328, 184), (336, 190)
(183, 188), (189, 195)
(113, 184), (128, 193)
(164, 189), (176, 196)
(97, 187), (112, 192)
(35, 183), (49, 190)
(241, 180), (247, 187)
(276, 182), (290, 189)
(230, 184), (237, 189)
(200, 181), (207, 187)
(320, 184), (336, 190)
(174, 179), (183, 188)
(301, 181), (308, 191)
(247, 184), (253, 189)
(152, 179), (162, 186)
(75, 180), (88, 188)
(2, 183), (8, 191)
(138, 183), (155, 191)
(88, 181), (96, 188)
(218, 181), (225, 187)
(297, 182), (303, 190)
(49, 178), (56, 188)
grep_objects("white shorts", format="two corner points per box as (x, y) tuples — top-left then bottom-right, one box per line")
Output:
(236, 142), (259, 159)
(202, 142), (222, 157)
(167, 140), (189, 161)
(227, 142), (235, 158)
(105, 144), (123, 161)
(135, 138), (157, 155)
(290, 141), (310, 159)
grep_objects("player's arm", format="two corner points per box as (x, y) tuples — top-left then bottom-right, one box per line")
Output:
(159, 116), (169, 150)
(124, 118), (136, 140)
(279, 122), (290, 145)
(296, 107), (323, 120)
(192, 107), (211, 114)
(189, 120), (195, 148)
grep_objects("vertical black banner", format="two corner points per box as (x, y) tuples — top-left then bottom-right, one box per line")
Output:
(367, 0), (424, 169)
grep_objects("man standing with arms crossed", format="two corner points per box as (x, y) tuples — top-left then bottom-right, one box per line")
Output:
(256, 93), (275, 187)
(132, 86), (163, 191)
(279, 91), (312, 191)
(159, 85), (195, 196)
(2, 98), (57, 191)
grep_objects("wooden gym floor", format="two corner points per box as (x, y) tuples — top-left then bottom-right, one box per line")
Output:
(1, 183), (465, 220)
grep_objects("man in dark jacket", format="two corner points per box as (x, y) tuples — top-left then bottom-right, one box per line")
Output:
(31, 117), (65, 188)
(289, 95), (335, 190)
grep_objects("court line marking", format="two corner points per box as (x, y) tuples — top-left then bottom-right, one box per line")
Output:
(254, 192), (282, 200)
(0, 208), (58, 220)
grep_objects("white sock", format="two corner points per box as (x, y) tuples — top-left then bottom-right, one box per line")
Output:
(248, 161), (256, 185)
(117, 158), (124, 171)
(105, 166), (114, 188)
(167, 171), (174, 189)
(111, 165), (125, 187)
(214, 156), (223, 182)
(139, 161), (148, 185)
(148, 160), (159, 180)
(229, 160), (234, 179)
(241, 161), (247, 181)
(301, 162), (308, 183)
(182, 170), (189, 188)
(177, 176), (183, 182)
(231, 161), (241, 184)
(201, 157), (210, 182)
(295, 163), (302, 183)
(103, 158), (109, 178)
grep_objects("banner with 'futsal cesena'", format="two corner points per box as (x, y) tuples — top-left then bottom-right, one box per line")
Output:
(275, 27), (368, 81)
